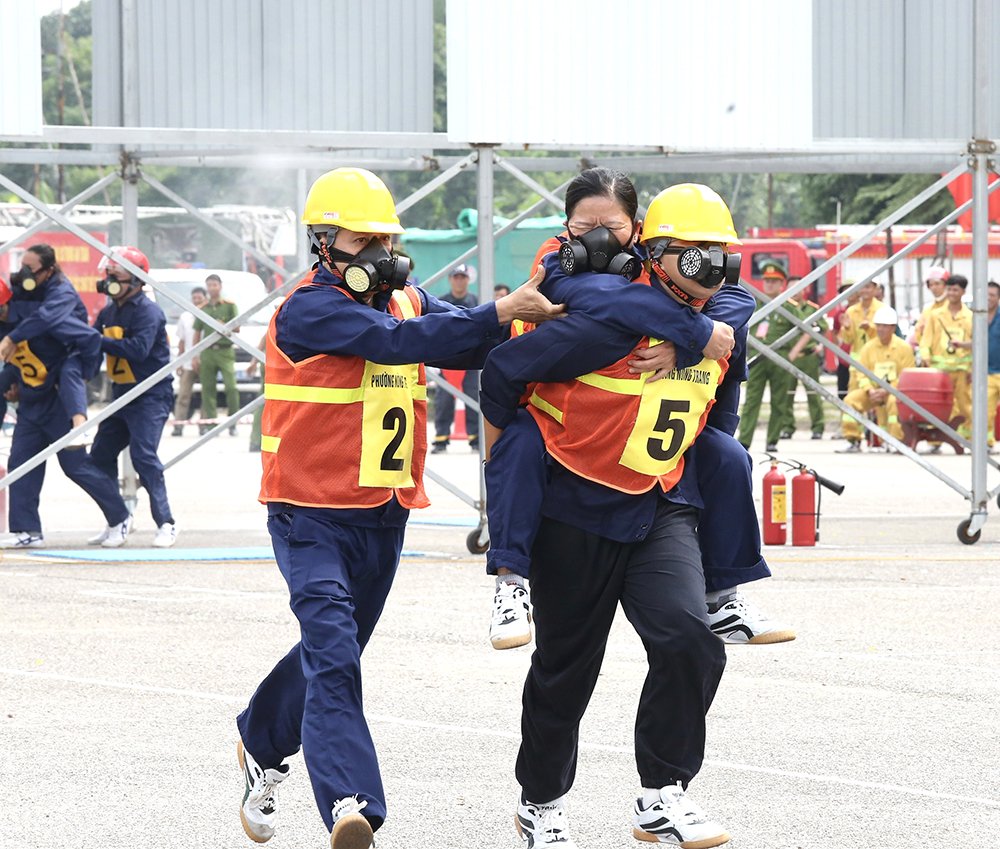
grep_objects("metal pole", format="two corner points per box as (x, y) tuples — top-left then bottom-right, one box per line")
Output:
(473, 147), (496, 520)
(119, 157), (140, 510)
(967, 0), (995, 535)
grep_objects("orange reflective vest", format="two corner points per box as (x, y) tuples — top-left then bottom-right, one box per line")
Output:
(529, 340), (728, 495)
(259, 275), (429, 510)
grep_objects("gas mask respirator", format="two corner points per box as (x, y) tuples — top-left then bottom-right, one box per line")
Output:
(341, 240), (410, 295)
(651, 243), (742, 289)
(96, 274), (134, 298)
(558, 227), (641, 281)
(312, 230), (410, 296)
(10, 265), (38, 292)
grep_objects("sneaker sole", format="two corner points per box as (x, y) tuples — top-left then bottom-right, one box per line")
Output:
(633, 827), (731, 847)
(330, 813), (372, 849)
(745, 629), (796, 645)
(717, 628), (796, 645)
(492, 631), (533, 650)
(237, 740), (273, 844)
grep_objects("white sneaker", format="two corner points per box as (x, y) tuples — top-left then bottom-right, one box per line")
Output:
(490, 579), (532, 650)
(90, 515), (132, 547)
(0, 531), (45, 550)
(633, 783), (729, 847)
(238, 739), (289, 843)
(101, 517), (132, 549)
(330, 796), (373, 849)
(516, 794), (577, 848)
(152, 523), (177, 548)
(707, 591), (795, 645)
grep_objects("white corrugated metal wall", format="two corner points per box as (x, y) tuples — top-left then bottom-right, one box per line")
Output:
(91, 0), (434, 133)
(0, 1), (43, 137)
(446, 0), (813, 149)
(813, 0), (999, 140)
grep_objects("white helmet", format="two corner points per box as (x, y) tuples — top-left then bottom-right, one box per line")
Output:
(925, 266), (950, 283)
(873, 305), (898, 326)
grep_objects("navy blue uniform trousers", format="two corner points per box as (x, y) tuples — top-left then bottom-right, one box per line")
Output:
(89, 389), (174, 527)
(516, 500), (727, 803)
(485, 410), (770, 592)
(433, 369), (480, 442)
(8, 390), (129, 533)
(237, 508), (403, 833)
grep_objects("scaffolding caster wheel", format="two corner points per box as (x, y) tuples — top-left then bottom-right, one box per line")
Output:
(467, 526), (489, 555)
(957, 519), (981, 545)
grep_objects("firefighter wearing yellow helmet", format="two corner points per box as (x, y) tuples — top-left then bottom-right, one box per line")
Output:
(479, 178), (784, 848)
(235, 167), (563, 848)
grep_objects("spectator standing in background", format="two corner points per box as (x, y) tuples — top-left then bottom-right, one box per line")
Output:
(193, 274), (241, 437)
(431, 264), (481, 453)
(172, 286), (208, 436)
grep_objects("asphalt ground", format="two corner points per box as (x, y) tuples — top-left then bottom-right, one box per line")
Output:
(2, 413), (999, 849)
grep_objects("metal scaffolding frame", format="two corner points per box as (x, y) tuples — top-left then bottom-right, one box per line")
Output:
(0, 1), (997, 545)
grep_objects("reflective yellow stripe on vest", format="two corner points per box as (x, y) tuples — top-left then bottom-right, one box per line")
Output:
(392, 288), (417, 320)
(261, 435), (281, 453)
(264, 383), (366, 404)
(529, 390), (563, 423)
(575, 372), (645, 396)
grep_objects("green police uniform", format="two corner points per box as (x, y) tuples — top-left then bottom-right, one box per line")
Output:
(738, 300), (798, 450)
(780, 299), (826, 437)
(194, 298), (241, 424)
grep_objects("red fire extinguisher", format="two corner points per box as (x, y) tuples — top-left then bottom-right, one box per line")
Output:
(788, 460), (845, 546)
(762, 459), (787, 545)
(791, 467), (817, 546)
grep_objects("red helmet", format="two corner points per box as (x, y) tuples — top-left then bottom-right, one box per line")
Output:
(0, 277), (11, 306)
(98, 245), (149, 275)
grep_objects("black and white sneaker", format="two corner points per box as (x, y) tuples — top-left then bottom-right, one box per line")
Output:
(490, 579), (532, 650)
(238, 739), (288, 843)
(707, 591), (795, 645)
(516, 794), (577, 847)
(633, 783), (729, 847)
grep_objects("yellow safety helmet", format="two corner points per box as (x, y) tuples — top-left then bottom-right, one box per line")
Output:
(640, 183), (742, 246)
(301, 167), (404, 234)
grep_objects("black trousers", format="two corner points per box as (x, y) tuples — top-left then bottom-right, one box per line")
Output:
(433, 370), (480, 441)
(516, 500), (727, 804)
(837, 362), (850, 399)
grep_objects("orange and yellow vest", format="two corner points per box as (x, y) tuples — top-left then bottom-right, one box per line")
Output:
(259, 275), (429, 510)
(528, 340), (729, 495)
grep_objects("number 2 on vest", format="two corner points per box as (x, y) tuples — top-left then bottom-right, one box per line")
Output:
(646, 399), (690, 461)
(381, 407), (407, 471)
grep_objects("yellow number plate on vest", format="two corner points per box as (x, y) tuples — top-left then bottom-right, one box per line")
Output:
(12, 341), (48, 387)
(103, 326), (137, 384)
(359, 361), (416, 488)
